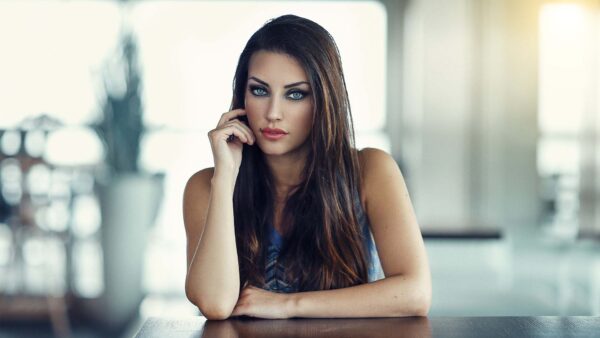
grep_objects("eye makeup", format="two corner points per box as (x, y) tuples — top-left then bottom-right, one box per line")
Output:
(247, 84), (310, 101)
(249, 85), (268, 96)
(286, 89), (309, 100)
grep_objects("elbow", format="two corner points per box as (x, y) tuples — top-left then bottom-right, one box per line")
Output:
(185, 281), (237, 320)
(391, 280), (431, 317)
(186, 290), (236, 320)
(411, 287), (431, 317)
(413, 300), (430, 317)
(197, 303), (235, 320)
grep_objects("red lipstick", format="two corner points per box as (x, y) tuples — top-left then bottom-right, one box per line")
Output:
(261, 127), (288, 141)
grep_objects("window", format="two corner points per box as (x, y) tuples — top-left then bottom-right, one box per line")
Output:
(537, 2), (600, 238)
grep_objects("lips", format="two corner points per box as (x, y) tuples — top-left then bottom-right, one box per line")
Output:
(262, 127), (288, 135)
(261, 127), (288, 140)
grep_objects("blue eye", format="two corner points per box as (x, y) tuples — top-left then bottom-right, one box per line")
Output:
(287, 91), (307, 101)
(250, 86), (267, 96)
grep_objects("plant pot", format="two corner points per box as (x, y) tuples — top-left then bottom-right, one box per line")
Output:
(76, 172), (163, 331)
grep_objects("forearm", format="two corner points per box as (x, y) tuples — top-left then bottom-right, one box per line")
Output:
(289, 275), (431, 318)
(186, 173), (240, 318)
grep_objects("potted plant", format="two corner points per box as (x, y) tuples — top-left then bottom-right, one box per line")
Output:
(82, 31), (164, 332)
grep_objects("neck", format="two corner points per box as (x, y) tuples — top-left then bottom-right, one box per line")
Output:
(264, 150), (308, 201)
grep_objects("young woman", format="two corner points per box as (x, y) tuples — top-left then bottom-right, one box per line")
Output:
(183, 14), (431, 320)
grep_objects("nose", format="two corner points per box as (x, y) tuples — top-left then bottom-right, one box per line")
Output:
(266, 95), (283, 122)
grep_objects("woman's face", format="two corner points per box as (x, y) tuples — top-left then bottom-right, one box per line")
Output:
(244, 51), (314, 157)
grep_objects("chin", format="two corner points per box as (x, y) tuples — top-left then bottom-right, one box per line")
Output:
(258, 142), (309, 158)
(257, 145), (287, 156)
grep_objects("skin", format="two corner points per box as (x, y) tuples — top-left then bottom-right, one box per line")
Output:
(245, 51), (314, 207)
(184, 51), (431, 319)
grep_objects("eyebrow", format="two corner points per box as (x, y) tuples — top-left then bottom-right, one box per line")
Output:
(248, 76), (310, 89)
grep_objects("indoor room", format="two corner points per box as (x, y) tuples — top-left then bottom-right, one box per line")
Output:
(0, 0), (599, 337)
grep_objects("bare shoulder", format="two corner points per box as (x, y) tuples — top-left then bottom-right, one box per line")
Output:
(183, 168), (214, 235)
(357, 147), (401, 186)
(185, 167), (214, 193)
(357, 147), (396, 170)
(183, 167), (214, 208)
(183, 167), (214, 265)
(357, 147), (406, 210)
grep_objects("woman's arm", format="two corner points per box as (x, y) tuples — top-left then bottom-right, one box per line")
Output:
(231, 147), (431, 318)
(288, 274), (429, 317)
(233, 273), (428, 318)
(183, 167), (240, 320)
(356, 147), (431, 315)
(186, 109), (254, 319)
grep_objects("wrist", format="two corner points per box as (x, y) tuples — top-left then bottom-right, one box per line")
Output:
(285, 292), (301, 318)
(213, 162), (238, 177)
(211, 168), (238, 191)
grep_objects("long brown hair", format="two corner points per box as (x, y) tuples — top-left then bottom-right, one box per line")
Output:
(230, 14), (369, 291)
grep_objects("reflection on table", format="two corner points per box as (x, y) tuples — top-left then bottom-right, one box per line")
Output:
(135, 316), (600, 338)
(136, 317), (431, 338)
(202, 317), (430, 338)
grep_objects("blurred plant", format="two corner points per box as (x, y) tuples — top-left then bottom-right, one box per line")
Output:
(93, 32), (144, 174)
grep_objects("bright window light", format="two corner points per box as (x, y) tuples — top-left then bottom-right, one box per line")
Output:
(538, 3), (591, 135)
(129, 1), (387, 133)
(0, 1), (121, 127)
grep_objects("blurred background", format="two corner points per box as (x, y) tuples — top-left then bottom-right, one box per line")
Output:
(0, 0), (599, 337)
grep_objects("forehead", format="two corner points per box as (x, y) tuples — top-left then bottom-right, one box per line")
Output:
(247, 51), (308, 84)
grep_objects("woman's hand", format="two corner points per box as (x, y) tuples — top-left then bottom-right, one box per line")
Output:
(207, 109), (255, 180)
(231, 285), (295, 319)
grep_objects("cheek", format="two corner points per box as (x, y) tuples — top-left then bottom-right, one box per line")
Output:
(294, 104), (314, 133)
(244, 95), (263, 117)
(244, 98), (263, 133)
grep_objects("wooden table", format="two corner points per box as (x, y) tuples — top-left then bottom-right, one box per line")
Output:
(135, 316), (600, 337)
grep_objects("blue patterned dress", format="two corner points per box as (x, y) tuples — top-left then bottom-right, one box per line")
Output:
(262, 191), (385, 293)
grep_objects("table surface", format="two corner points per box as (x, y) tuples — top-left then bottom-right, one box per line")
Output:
(135, 316), (600, 338)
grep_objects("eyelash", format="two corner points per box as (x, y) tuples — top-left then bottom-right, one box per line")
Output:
(248, 85), (309, 101)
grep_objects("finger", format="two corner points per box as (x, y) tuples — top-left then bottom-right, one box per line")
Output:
(217, 109), (245, 126)
(231, 304), (245, 317)
(241, 286), (254, 294)
(224, 123), (253, 144)
(223, 119), (255, 139)
(239, 288), (252, 298)
(213, 124), (250, 144)
(217, 109), (246, 127)
(223, 120), (255, 144)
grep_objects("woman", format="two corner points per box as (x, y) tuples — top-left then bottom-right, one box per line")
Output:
(183, 14), (431, 320)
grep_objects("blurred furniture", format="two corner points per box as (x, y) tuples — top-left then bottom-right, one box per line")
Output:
(421, 226), (502, 240)
(0, 123), (72, 338)
(0, 124), (164, 336)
